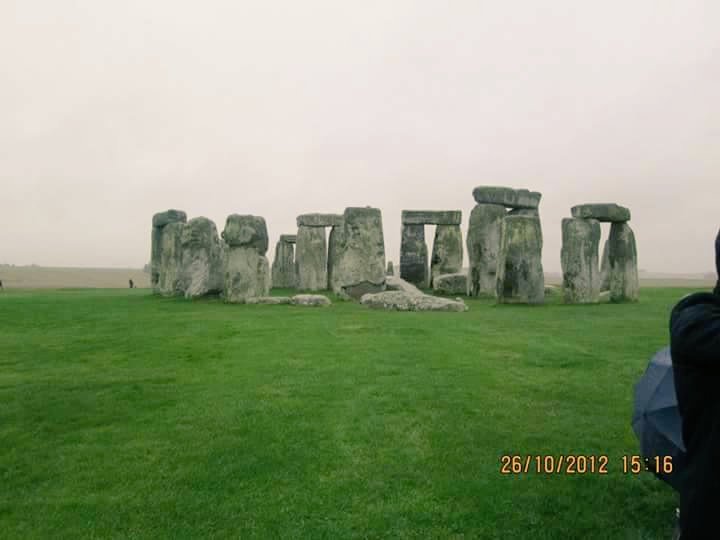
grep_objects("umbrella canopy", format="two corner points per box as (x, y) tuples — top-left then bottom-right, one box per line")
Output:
(632, 346), (688, 490)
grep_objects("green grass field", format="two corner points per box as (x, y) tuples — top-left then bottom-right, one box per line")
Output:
(0, 287), (692, 539)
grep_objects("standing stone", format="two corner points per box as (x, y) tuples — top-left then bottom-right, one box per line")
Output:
(560, 218), (601, 303)
(386, 261), (394, 276)
(400, 224), (428, 287)
(327, 222), (345, 291)
(222, 215), (271, 303)
(466, 204), (506, 296)
(179, 217), (223, 299)
(331, 207), (386, 299)
(430, 225), (463, 286)
(599, 239), (610, 291)
(496, 215), (544, 304)
(151, 209), (187, 293)
(607, 223), (639, 302)
(157, 221), (185, 296)
(271, 239), (296, 288)
(296, 225), (327, 291)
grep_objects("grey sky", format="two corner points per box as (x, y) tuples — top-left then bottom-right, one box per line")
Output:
(2, 0), (718, 272)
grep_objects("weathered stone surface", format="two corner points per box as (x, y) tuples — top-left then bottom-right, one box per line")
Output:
(291, 294), (331, 306)
(599, 290), (611, 302)
(545, 284), (562, 297)
(401, 210), (462, 226)
(179, 217), (223, 299)
(326, 223), (345, 291)
(152, 209), (187, 228)
(571, 204), (631, 223)
(330, 207), (386, 299)
(157, 222), (185, 296)
(508, 208), (539, 217)
(151, 209), (187, 292)
(433, 272), (468, 295)
(466, 204), (506, 296)
(279, 234), (297, 243)
(608, 222), (639, 302)
(599, 239), (610, 291)
(223, 247), (271, 303)
(271, 238), (296, 288)
(221, 215), (269, 254)
(561, 218), (601, 304)
(245, 296), (292, 305)
(386, 261), (394, 276)
(430, 225), (463, 285)
(400, 224), (428, 287)
(385, 275), (423, 295)
(296, 213), (344, 228)
(472, 186), (541, 209)
(496, 215), (544, 304)
(296, 225), (327, 291)
(360, 290), (468, 312)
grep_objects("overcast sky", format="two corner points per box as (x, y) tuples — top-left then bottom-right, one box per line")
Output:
(2, 1), (718, 273)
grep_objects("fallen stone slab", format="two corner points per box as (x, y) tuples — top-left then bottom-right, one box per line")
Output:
(472, 186), (542, 209)
(385, 275), (423, 295)
(296, 213), (344, 228)
(245, 296), (292, 305)
(221, 214), (269, 254)
(360, 290), (468, 312)
(401, 210), (462, 225)
(291, 294), (332, 306)
(570, 203), (631, 223)
(433, 272), (468, 295)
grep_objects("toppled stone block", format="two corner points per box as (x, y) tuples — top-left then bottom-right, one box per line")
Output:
(385, 275), (423, 295)
(296, 213), (344, 228)
(570, 203), (631, 223)
(360, 290), (468, 312)
(472, 186), (541, 209)
(433, 272), (468, 295)
(401, 210), (462, 225)
(291, 294), (332, 306)
(245, 296), (292, 305)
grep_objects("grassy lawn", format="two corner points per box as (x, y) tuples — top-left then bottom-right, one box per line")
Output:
(0, 287), (693, 539)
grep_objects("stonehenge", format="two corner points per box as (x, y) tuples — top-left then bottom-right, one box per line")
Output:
(221, 215), (271, 303)
(399, 210), (462, 288)
(149, 190), (641, 310)
(467, 186), (544, 303)
(271, 234), (296, 288)
(560, 203), (638, 303)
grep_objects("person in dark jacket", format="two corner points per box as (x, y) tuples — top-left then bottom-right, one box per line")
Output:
(670, 229), (720, 539)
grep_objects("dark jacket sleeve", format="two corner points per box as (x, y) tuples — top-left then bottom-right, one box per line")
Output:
(670, 291), (720, 537)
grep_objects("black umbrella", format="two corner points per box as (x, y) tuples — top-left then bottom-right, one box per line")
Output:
(632, 346), (688, 490)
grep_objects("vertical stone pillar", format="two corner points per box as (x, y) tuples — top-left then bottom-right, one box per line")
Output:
(151, 209), (187, 294)
(400, 224), (428, 287)
(296, 225), (327, 291)
(221, 215), (271, 303)
(327, 222), (345, 291)
(158, 222), (185, 296)
(179, 217), (223, 299)
(466, 204), (506, 296)
(496, 215), (544, 304)
(608, 222), (639, 302)
(330, 207), (386, 299)
(561, 218), (601, 303)
(599, 239), (610, 291)
(430, 224), (463, 285)
(271, 236), (297, 289)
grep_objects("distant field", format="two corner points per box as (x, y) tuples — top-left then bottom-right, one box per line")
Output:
(0, 266), (150, 289)
(0, 266), (714, 291)
(0, 287), (689, 538)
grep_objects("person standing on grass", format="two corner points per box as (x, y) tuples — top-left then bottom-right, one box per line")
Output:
(129, 279), (134, 289)
(670, 228), (720, 539)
